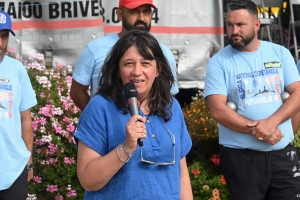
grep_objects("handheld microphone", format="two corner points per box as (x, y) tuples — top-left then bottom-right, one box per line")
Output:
(124, 82), (143, 146)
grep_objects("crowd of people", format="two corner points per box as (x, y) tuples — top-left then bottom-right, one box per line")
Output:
(1, 0), (300, 199)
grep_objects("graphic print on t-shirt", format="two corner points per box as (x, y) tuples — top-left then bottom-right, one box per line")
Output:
(236, 67), (282, 107)
(0, 80), (13, 118)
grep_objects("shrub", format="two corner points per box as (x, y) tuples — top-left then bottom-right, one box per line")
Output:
(182, 91), (218, 146)
(293, 129), (300, 154)
(7, 49), (84, 200)
(182, 92), (229, 199)
(189, 154), (229, 200)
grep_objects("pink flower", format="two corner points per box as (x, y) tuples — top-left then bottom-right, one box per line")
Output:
(63, 117), (71, 123)
(47, 144), (58, 155)
(49, 158), (58, 164)
(55, 195), (63, 200)
(55, 126), (62, 134)
(57, 63), (63, 69)
(39, 117), (47, 125)
(8, 47), (15, 53)
(64, 157), (75, 165)
(73, 106), (79, 114)
(66, 124), (75, 133)
(36, 148), (42, 154)
(46, 185), (58, 193)
(40, 92), (45, 98)
(33, 176), (42, 184)
(67, 190), (77, 197)
(32, 120), (39, 131)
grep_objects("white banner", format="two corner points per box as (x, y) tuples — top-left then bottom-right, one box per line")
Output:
(3, 0), (224, 89)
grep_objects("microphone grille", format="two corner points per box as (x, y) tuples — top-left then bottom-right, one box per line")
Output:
(124, 82), (138, 99)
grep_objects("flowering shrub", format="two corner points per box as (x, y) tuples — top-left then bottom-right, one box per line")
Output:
(188, 154), (229, 200)
(6, 49), (84, 199)
(182, 91), (218, 146)
(182, 92), (229, 199)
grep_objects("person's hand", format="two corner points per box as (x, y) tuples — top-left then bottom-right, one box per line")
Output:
(248, 120), (284, 145)
(264, 129), (284, 145)
(28, 169), (33, 181)
(125, 115), (146, 153)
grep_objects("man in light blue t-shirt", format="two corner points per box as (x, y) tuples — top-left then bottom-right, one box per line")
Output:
(204, 1), (300, 199)
(70, 0), (178, 111)
(0, 10), (37, 200)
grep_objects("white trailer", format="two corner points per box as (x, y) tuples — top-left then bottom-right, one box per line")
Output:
(3, 0), (224, 90)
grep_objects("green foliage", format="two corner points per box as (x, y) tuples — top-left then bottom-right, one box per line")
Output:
(182, 92), (218, 146)
(188, 155), (229, 200)
(7, 51), (84, 200)
(182, 92), (229, 199)
(293, 129), (300, 154)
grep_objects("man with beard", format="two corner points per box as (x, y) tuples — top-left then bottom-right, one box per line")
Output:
(204, 0), (300, 199)
(0, 10), (37, 199)
(70, 0), (178, 111)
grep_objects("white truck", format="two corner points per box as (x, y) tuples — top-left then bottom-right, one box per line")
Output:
(4, 0), (224, 92)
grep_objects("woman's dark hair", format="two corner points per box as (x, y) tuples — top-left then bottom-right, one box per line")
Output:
(226, 0), (258, 17)
(96, 30), (174, 121)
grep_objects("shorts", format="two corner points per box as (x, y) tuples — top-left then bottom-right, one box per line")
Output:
(220, 144), (300, 200)
(0, 166), (28, 200)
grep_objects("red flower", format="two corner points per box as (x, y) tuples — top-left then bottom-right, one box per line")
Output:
(220, 175), (226, 185)
(192, 168), (200, 175)
(211, 154), (220, 166)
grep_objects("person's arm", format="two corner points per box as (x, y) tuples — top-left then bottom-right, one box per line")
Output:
(207, 94), (283, 144)
(256, 82), (300, 133)
(247, 82), (300, 142)
(21, 109), (34, 181)
(180, 157), (193, 200)
(70, 79), (90, 111)
(77, 115), (146, 191)
(207, 94), (255, 134)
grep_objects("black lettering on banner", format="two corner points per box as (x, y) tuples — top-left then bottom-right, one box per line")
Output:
(111, 7), (119, 23)
(0, 2), (4, 10)
(7, 2), (17, 18)
(99, 0), (105, 21)
(49, 2), (59, 19)
(61, 2), (72, 18)
(152, 9), (159, 23)
(79, 1), (89, 17)
(32, 2), (42, 18)
(73, 1), (78, 18)
(5, 2), (42, 19)
(22, 1), (32, 18)
(91, 0), (99, 16)
(109, 7), (159, 24)
(18, 2), (22, 18)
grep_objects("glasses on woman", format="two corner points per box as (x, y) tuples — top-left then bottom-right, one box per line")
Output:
(140, 120), (175, 166)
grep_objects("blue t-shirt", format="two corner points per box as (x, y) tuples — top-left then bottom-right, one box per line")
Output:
(74, 95), (192, 199)
(73, 33), (179, 97)
(297, 59), (300, 74)
(204, 41), (300, 151)
(0, 56), (37, 190)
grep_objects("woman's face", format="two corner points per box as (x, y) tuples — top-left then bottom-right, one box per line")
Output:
(119, 45), (159, 100)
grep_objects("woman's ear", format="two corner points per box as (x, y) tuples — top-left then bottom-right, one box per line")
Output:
(156, 63), (162, 77)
